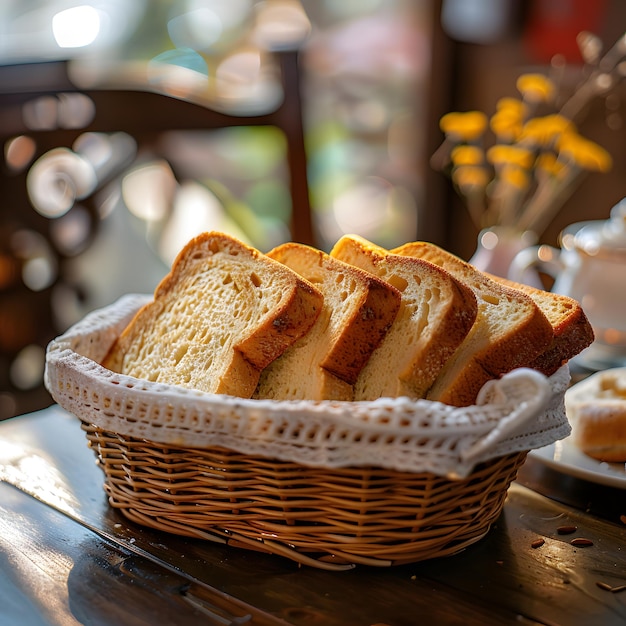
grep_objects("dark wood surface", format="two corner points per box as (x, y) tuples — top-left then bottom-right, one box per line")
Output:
(1, 405), (624, 625)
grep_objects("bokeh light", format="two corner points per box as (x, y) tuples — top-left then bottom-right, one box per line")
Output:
(52, 5), (101, 49)
(5, 136), (36, 172)
(27, 148), (97, 219)
(11, 230), (58, 292)
(10, 344), (46, 390)
(122, 161), (177, 223)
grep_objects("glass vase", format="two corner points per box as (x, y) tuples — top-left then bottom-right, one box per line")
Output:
(468, 226), (540, 285)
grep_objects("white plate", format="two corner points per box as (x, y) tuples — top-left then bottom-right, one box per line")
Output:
(529, 436), (626, 489)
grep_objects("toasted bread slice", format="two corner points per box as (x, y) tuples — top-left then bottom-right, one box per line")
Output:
(393, 241), (554, 406)
(254, 243), (401, 400)
(330, 235), (478, 401)
(103, 232), (323, 397)
(488, 274), (594, 376)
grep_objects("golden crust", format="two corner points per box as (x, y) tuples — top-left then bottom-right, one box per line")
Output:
(331, 235), (478, 401)
(254, 242), (401, 400)
(489, 275), (595, 376)
(102, 232), (323, 397)
(269, 242), (402, 386)
(393, 241), (554, 406)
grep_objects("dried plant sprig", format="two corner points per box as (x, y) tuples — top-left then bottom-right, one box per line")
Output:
(434, 31), (625, 236)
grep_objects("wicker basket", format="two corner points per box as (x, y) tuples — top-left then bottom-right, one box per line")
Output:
(45, 294), (571, 570)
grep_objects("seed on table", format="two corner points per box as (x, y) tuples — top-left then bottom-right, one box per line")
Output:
(611, 585), (626, 593)
(596, 581), (613, 591)
(531, 538), (545, 549)
(570, 538), (594, 547)
(556, 525), (577, 535)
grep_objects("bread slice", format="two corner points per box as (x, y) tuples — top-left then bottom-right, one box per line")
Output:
(102, 232), (323, 397)
(392, 241), (554, 406)
(253, 243), (402, 400)
(330, 235), (478, 401)
(488, 274), (594, 376)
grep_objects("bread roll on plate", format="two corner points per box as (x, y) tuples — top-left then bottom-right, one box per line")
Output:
(565, 368), (626, 463)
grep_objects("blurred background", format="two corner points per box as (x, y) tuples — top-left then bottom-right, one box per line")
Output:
(1, 0), (625, 419)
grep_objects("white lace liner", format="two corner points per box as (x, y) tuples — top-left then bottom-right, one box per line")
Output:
(44, 293), (572, 479)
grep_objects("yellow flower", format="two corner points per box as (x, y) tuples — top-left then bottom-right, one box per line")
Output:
(487, 145), (534, 169)
(520, 114), (573, 146)
(440, 111), (487, 141)
(500, 164), (530, 190)
(433, 31), (622, 234)
(490, 97), (528, 139)
(517, 73), (555, 103)
(557, 134), (613, 172)
(451, 145), (484, 166)
(535, 152), (565, 177)
(495, 97), (528, 115)
(452, 165), (489, 190)
(490, 110), (523, 140)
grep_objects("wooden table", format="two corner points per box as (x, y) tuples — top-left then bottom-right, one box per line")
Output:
(0, 405), (624, 625)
